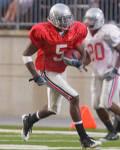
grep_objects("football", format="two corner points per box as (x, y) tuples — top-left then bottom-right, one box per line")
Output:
(63, 49), (81, 59)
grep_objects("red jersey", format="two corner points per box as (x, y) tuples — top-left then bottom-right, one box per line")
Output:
(30, 21), (87, 73)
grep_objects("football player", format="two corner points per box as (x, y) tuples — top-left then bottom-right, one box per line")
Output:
(83, 8), (120, 141)
(21, 3), (101, 148)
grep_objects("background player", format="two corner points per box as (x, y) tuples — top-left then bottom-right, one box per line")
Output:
(83, 8), (120, 141)
(21, 3), (101, 148)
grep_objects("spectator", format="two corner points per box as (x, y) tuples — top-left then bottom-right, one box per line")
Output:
(3, 0), (69, 24)
(89, 0), (99, 8)
(3, 0), (33, 22)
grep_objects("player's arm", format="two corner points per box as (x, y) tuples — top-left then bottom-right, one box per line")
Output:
(74, 25), (91, 69)
(115, 43), (120, 68)
(22, 42), (46, 86)
(75, 44), (91, 66)
(104, 43), (120, 81)
(63, 23), (89, 71)
(23, 42), (38, 77)
(63, 44), (90, 71)
(83, 50), (91, 66)
(73, 44), (91, 71)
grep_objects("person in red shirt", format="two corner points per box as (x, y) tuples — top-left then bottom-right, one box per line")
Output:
(21, 3), (101, 148)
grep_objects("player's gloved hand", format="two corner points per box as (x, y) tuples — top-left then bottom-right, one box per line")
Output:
(63, 53), (82, 67)
(29, 74), (46, 86)
(63, 54), (87, 72)
(104, 68), (120, 81)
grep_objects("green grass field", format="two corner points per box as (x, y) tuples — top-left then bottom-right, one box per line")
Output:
(0, 126), (120, 150)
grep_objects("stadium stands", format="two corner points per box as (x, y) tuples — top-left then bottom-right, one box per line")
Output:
(0, 0), (119, 29)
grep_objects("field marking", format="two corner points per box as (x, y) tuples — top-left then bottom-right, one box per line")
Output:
(0, 129), (120, 150)
(0, 139), (79, 143)
(0, 145), (48, 150)
(0, 129), (106, 137)
(0, 145), (120, 150)
(0, 145), (81, 149)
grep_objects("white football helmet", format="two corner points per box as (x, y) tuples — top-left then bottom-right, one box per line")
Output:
(84, 8), (104, 30)
(48, 3), (74, 30)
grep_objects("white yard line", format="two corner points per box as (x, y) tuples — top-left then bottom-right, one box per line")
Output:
(0, 129), (106, 137)
(0, 129), (120, 150)
(0, 145), (48, 150)
(0, 145), (120, 150)
(0, 145), (82, 149)
(0, 139), (79, 142)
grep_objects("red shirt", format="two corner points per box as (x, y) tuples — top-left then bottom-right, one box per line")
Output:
(30, 21), (87, 73)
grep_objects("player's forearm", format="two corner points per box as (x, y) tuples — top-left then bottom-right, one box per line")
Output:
(22, 43), (39, 77)
(82, 50), (91, 66)
(22, 55), (39, 77)
(115, 44), (120, 68)
(25, 62), (39, 77)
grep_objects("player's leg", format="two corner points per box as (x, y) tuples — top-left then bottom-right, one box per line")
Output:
(99, 76), (119, 140)
(92, 76), (109, 126)
(22, 72), (64, 141)
(92, 76), (118, 140)
(112, 114), (120, 132)
(22, 106), (56, 139)
(108, 77), (120, 115)
(43, 71), (101, 148)
(69, 95), (101, 148)
(110, 103), (120, 116)
(96, 108), (118, 141)
(22, 85), (63, 141)
(110, 76), (120, 132)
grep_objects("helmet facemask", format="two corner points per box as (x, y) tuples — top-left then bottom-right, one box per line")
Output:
(53, 15), (73, 30)
(84, 16), (98, 30)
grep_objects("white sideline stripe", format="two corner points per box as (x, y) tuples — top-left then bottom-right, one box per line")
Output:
(0, 129), (106, 137)
(0, 145), (48, 149)
(0, 145), (120, 150)
(0, 145), (81, 149)
(0, 139), (79, 143)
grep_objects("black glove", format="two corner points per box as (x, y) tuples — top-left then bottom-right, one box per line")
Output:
(104, 68), (120, 81)
(63, 53), (87, 71)
(29, 74), (46, 86)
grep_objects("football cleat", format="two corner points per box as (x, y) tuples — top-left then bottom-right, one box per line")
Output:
(81, 136), (101, 148)
(21, 114), (33, 142)
(100, 132), (119, 141)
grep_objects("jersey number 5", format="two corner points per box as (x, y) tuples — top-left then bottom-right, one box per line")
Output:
(53, 44), (67, 61)
(87, 42), (104, 61)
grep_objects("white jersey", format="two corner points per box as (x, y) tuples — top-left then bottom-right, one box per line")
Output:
(85, 23), (120, 75)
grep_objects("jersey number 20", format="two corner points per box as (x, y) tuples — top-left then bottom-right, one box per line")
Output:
(87, 42), (104, 61)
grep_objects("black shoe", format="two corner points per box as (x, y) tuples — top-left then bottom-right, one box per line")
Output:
(100, 132), (119, 141)
(81, 136), (101, 148)
(21, 114), (33, 141)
